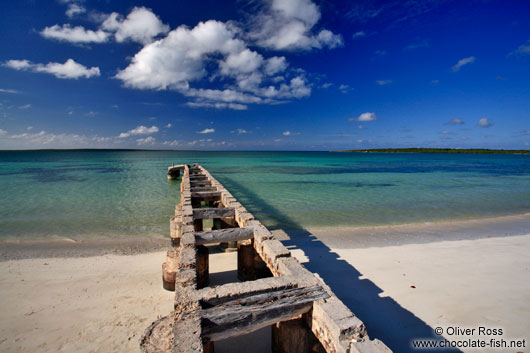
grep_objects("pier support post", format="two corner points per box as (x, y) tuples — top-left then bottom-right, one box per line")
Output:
(203, 341), (214, 353)
(272, 317), (325, 353)
(196, 245), (209, 289)
(217, 217), (239, 252)
(237, 239), (272, 281)
(162, 248), (179, 291)
(167, 169), (180, 180)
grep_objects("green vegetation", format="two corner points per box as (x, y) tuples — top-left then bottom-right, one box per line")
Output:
(332, 148), (530, 155)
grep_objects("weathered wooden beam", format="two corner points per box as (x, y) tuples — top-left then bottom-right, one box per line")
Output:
(191, 191), (221, 199)
(190, 181), (212, 187)
(190, 187), (217, 192)
(195, 226), (256, 245)
(192, 207), (234, 219)
(199, 285), (329, 342)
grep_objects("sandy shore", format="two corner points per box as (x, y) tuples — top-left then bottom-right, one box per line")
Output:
(1, 214), (529, 353)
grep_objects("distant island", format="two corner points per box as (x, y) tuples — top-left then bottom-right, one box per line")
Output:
(332, 148), (530, 154)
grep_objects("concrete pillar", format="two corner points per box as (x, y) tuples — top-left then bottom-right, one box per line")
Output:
(272, 318), (325, 353)
(196, 245), (209, 289)
(162, 249), (179, 291)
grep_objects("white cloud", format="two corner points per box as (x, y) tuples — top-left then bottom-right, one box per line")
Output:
(163, 140), (179, 146)
(338, 84), (351, 93)
(448, 118), (464, 125)
(352, 31), (366, 39)
(232, 128), (249, 135)
(248, 0), (343, 51)
(321, 82), (332, 89)
(477, 117), (492, 128)
(282, 130), (300, 136)
(41, 24), (109, 43)
(165, 123), (172, 128)
(376, 79), (392, 85)
(511, 40), (530, 55)
(349, 112), (377, 122)
(136, 136), (155, 145)
(4, 59), (100, 79)
(0, 129), (7, 135)
(116, 20), (244, 90)
(27, 126), (33, 130)
(452, 56), (475, 72)
(66, 3), (86, 18)
(102, 7), (169, 44)
(220, 49), (264, 76)
(197, 128), (215, 134)
(0, 88), (20, 94)
(107, 8), (319, 109)
(19, 104), (31, 109)
(187, 102), (248, 110)
(119, 125), (159, 138)
(264, 56), (288, 75)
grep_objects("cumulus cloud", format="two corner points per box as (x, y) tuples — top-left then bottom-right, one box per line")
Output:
(477, 118), (492, 128)
(41, 24), (109, 43)
(115, 20), (244, 90)
(349, 112), (377, 122)
(3, 59), (100, 79)
(452, 56), (475, 72)
(248, 0), (343, 51)
(40, 7), (167, 45)
(197, 128), (215, 134)
(136, 136), (155, 145)
(115, 19), (311, 109)
(233, 128), (249, 135)
(101, 7), (169, 44)
(448, 118), (464, 125)
(19, 104), (31, 109)
(119, 125), (159, 138)
(0, 129), (7, 135)
(376, 80), (392, 85)
(165, 123), (172, 128)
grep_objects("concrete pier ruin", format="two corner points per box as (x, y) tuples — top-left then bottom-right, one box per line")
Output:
(142, 164), (391, 353)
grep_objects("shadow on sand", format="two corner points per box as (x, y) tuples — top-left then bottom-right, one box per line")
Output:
(218, 176), (461, 353)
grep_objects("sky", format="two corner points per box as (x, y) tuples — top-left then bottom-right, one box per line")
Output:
(0, 0), (529, 150)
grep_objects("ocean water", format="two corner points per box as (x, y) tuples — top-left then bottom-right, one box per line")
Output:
(0, 150), (529, 240)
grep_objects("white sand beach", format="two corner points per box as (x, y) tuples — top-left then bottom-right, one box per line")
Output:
(1, 215), (529, 352)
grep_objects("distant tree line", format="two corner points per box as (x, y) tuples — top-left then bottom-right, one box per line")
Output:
(332, 148), (530, 155)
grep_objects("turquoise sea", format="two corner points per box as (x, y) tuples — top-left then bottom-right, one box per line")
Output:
(0, 150), (529, 240)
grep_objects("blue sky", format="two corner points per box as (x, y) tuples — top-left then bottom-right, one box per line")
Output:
(0, 0), (529, 150)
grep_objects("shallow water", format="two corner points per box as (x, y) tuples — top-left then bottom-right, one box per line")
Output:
(0, 150), (529, 239)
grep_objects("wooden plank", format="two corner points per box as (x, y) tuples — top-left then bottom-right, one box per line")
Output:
(190, 181), (211, 187)
(199, 286), (329, 341)
(195, 226), (256, 245)
(191, 191), (221, 199)
(190, 186), (217, 192)
(192, 207), (235, 219)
